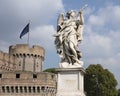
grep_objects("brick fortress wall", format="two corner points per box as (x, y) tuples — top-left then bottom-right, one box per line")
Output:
(0, 44), (56, 96)
(0, 44), (45, 72)
(0, 50), (14, 71)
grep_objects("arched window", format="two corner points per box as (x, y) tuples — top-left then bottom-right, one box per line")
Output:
(11, 86), (14, 93)
(20, 86), (23, 93)
(41, 86), (45, 92)
(37, 86), (40, 93)
(28, 86), (31, 93)
(20, 54), (22, 57)
(15, 86), (18, 93)
(24, 86), (27, 93)
(16, 54), (19, 58)
(23, 54), (26, 58)
(2, 86), (5, 93)
(6, 86), (10, 93)
(33, 86), (36, 93)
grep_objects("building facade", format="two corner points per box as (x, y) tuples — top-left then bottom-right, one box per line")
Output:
(0, 44), (56, 96)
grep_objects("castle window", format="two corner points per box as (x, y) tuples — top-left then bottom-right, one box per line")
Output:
(37, 86), (40, 93)
(24, 86), (27, 93)
(15, 86), (18, 93)
(11, 86), (14, 93)
(19, 61), (21, 66)
(51, 75), (54, 79)
(6, 86), (10, 93)
(20, 54), (22, 57)
(2, 86), (5, 93)
(33, 86), (36, 93)
(41, 86), (45, 91)
(28, 86), (31, 93)
(33, 74), (37, 78)
(20, 86), (23, 93)
(16, 74), (20, 78)
(23, 54), (26, 57)
(0, 74), (2, 78)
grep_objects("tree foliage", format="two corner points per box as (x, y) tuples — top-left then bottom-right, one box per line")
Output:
(85, 64), (118, 96)
(43, 68), (57, 74)
(118, 89), (120, 96)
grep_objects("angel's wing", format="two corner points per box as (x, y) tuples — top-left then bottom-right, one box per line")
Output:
(57, 13), (64, 32)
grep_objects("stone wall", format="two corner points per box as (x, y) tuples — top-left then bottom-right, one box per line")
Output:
(0, 51), (14, 72)
(0, 44), (57, 96)
(9, 44), (45, 57)
(0, 44), (45, 72)
(0, 72), (56, 96)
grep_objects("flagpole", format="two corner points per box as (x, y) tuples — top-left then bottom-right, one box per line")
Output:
(27, 30), (29, 45)
(27, 21), (30, 45)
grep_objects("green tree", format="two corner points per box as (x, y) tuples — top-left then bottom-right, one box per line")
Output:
(85, 64), (118, 96)
(43, 68), (57, 74)
(118, 89), (120, 96)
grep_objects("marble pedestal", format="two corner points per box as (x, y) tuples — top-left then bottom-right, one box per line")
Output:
(56, 68), (86, 96)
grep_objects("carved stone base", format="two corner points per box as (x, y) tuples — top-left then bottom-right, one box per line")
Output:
(59, 61), (83, 68)
(56, 68), (86, 96)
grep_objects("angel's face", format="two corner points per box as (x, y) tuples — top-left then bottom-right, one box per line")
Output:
(70, 12), (75, 17)
(66, 10), (75, 18)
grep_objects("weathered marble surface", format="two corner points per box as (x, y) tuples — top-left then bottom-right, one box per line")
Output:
(54, 7), (86, 68)
(56, 68), (86, 96)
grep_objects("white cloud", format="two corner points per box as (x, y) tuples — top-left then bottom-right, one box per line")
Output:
(14, 0), (64, 23)
(0, 0), (64, 50)
(30, 25), (56, 50)
(84, 7), (93, 16)
(82, 34), (112, 58)
(82, 4), (120, 87)
(88, 15), (105, 27)
(87, 4), (120, 33)
(0, 0), (64, 34)
(0, 40), (9, 52)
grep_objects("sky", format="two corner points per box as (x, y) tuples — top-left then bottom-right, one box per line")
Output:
(0, 0), (120, 88)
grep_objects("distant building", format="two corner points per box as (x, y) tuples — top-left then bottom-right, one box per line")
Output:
(0, 44), (56, 96)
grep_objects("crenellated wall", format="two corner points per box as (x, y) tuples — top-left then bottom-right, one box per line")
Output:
(0, 44), (45, 72)
(9, 44), (45, 58)
(0, 51), (14, 72)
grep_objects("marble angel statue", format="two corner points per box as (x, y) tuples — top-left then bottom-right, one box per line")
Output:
(54, 5), (87, 68)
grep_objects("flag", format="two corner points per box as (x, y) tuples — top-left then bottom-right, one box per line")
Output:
(20, 23), (29, 39)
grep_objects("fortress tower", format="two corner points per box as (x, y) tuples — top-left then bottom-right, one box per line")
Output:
(9, 44), (45, 72)
(0, 44), (56, 96)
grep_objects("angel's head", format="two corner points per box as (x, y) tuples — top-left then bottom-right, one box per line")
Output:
(66, 10), (76, 19)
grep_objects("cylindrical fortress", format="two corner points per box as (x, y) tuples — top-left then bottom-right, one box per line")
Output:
(9, 44), (45, 72)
